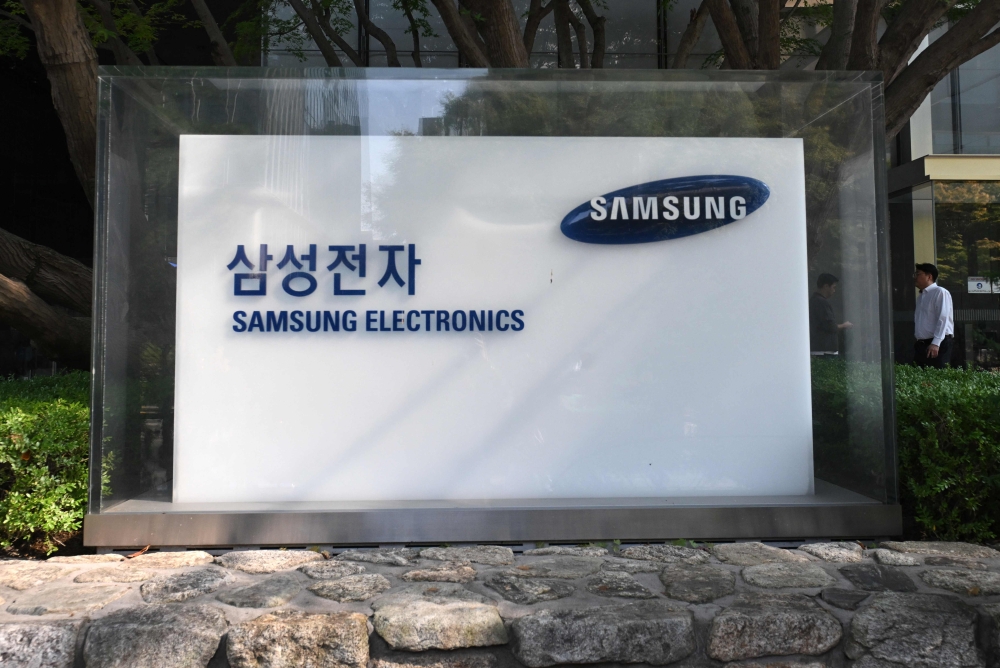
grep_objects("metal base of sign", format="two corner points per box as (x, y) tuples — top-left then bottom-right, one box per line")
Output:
(84, 504), (901, 548)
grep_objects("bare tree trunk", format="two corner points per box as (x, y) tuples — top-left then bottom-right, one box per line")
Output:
(354, 0), (402, 66)
(403, 5), (422, 66)
(189, 0), (237, 66)
(554, 0), (575, 67)
(311, 0), (363, 65)
(674, 0), (709, 69)
(567, 4), (589, 68)
(288, 0), (344, 66)
(815, 0), (857, 70)
(729, 0), (759, 65)
(878, 0), (956, 85)
(462, 0), (530, 67)
(0, 228), (92, 315)
(523, 0), (554, 54)
(706, 0), (752, 69)
(0, 275), (90, 364)
(757, 0), (780, 69)
(575, 0), (605, 68)
(429, 0), (490, 66)
(846, 0), (885, 71)
(885, 0), (1000, 137)
(87, 0), (143, 66)
(20, 0), (98, 210)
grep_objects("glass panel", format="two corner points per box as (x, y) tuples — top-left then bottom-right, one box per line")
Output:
(933, 181), (1000, 368)
(91, 68), (893, 515)
(931, 41), (1000, 154)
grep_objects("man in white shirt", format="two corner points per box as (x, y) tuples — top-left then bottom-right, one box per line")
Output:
(913, 263), (954, 368)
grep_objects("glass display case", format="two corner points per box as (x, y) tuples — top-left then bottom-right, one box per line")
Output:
(86, 68), (899, 547)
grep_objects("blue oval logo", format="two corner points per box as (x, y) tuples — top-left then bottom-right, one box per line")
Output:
(560, 175), (769, 244)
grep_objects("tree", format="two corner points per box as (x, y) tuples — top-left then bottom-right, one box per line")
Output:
(0, 0), (997, 362)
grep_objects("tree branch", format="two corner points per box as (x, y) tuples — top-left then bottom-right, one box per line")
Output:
(189, 0), (237, 66)
(0, 275), (89, 364)
(402, 4), (422, 66)
(674, 0), (708, 68)
(729, 0), (759, 64)
(429, 0), (490, 66)
(353, 0), (401, 66)
(287, 0), (343, 66)
(310, 0), (363, 66)
(758, 0), (780, 69)
(846, 0), (885, 70)
(554, 0), (575, 67)
(706, 0), (752, 69)
(878, 0), (956, 86)
(0, 227), (92, 315)
(86, 0), (143, 66)
(0, 8), (33, 31)
(815, 0), (857, 70)
(523, 0), (554, 54)
(567, 2), (589, 68)
(575, 0), (605, 68)
(460, 0), (529, 67)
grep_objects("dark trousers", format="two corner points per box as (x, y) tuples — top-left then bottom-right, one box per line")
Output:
(914, 336), (953, 368)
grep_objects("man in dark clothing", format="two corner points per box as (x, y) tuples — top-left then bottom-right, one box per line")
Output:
(809, 273), (853, 355)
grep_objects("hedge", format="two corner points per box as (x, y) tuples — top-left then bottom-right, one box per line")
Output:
(0, 371), (90, 554)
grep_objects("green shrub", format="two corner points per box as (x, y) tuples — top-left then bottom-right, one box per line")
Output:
(0, 372), (90, 554)
(895, 365), (1000, 542)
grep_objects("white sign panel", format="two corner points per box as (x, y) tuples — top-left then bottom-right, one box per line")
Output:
(968, 277), (994, 294)
(174, 135), (813, 503)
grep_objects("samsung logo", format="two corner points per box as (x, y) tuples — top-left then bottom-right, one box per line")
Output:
(561, 175), (770, 244)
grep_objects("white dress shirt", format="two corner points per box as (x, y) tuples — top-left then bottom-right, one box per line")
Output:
(914, 282), (954, 345)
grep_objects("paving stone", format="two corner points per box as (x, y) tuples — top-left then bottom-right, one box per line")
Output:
(585, 570), (655, 598)
(83, 604), (228, 668)
(215, 549), (323, 574)
(713, 542), (808, 566)
(6, 585), (127, 615)
(919, 568), (1000, 596)
(336, 548), (422, 566)
(298, 560), (365, 580)
(139, 567), (233, 604)
(619, 544), (710, 564)
(502, 556), (603, 579)
(820, 587), (871, 610)
(523, 546), (609, 557)
(0, 620), (81, 667)
(217, 573), (303, 608)
(484, 574), (574, 605)
(127, 550), (215, 569)
(880, 541), (999, 559)
(659, 564), (735, 603)
(74, 567), (153, 583)
(420, 546), (514, 566)
(741, 562), (837, 589)
(48, 554), (125, 564)
(511, 600), (695, 667)
(846, 592), (983, 667)
(600, 557), (664, 573)
(372, 586), (507, 651)
(707, 592), (842, 662)
(307, 573), (391, 602)
(838, 562), (917, 592)
(872, 549), (919, 567)
(402, 562), (477, 583)
(925, 555), (987, 570)
(372, 656), (498, 668)
(0, 562), (68, 591)
(799, 541), (864, 563)
(227, 610), (368, 668)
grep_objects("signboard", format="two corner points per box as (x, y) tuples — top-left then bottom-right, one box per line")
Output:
(174, 135), (812, 504)
(968, 276), (995, 294)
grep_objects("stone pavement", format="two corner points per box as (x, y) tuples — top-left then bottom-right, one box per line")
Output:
(0, 540), (999, 666)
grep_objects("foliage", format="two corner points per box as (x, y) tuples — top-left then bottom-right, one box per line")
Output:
(895, 365), (1000, 542)
(0, 1), (29, 58)
(0, 372), (90, 555)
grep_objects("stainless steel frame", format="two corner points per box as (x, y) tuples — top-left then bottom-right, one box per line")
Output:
(85, 505), (901, 547)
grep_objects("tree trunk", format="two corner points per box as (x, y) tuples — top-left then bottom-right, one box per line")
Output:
(430, 0), (490, 66)
(462, 0), (531, 67)
(288, 0), (344, 66)
(575, 0), (605, 68)
(757, 0), (780, 69)
(706, 0), (752, 69)
(846, 0), (885, 71)
(188, 0), (238, 66)
(311, 0), (363, 65)
(815, 0), (857, 70)
(554, 0), (575, 67)
(729, 0), (759, 65)
(403, 5), (423, 66)
(354, 0), (401, 67)
(878, 0), (956, 86)
(20, 0), (98, 210)
(674, 1), (709, 69)
(885, 0), (1000, 138)
(0, 228), (92, 315)
(567, 4), (589, 68)
(523, 0), (554, 54)
(88, 0), (143, 66)
(0, 275), (90, 365)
